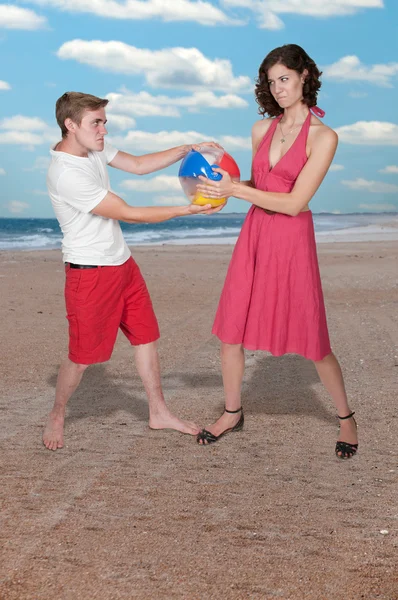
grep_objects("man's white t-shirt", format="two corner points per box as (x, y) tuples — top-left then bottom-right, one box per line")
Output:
(47, 141), (131, 265)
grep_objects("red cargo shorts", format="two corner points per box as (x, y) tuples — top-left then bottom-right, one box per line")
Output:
(65, 257), (160, 364)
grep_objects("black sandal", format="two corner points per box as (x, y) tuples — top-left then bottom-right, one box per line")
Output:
(335, 411), (358, 459)
(196, 407), (244, 445)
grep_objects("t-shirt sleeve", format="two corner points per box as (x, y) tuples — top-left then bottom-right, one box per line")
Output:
(56, 168), (108, 214)
(104, 141), (119, 164)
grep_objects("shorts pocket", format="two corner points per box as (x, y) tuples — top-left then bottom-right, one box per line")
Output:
(67, 314), (79, 354)
(65, 269), (82, 295)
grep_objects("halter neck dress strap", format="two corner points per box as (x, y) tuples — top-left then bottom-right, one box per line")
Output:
(255, 116), (281, 156)
(310, 106), (325, 118)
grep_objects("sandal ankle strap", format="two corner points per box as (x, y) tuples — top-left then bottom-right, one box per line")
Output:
(225, 407), (243, 414)
(337, 411), (355, 420)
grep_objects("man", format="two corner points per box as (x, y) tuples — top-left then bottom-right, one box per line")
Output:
(43, 91), (221, 451)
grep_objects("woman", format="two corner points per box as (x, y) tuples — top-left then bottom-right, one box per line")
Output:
(196, 44), (358, 459)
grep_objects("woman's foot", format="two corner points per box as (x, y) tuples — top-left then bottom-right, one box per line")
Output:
(197, 408), (243, 445)
(336, 412), (358, 459)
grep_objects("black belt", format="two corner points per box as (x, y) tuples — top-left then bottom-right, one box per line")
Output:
(67, 263), (98, 269)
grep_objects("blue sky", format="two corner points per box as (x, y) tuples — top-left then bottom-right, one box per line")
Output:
(0, 0), (397, 217)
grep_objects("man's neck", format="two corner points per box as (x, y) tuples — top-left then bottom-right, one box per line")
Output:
(54, 137), (89, 157)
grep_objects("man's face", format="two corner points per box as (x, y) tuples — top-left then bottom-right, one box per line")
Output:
(73, 107), (108, 152)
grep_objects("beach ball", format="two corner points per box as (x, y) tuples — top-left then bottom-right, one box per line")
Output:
(179, 147), (240, 207)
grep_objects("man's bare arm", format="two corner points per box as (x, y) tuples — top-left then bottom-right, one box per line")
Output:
(109, 142), (222, 176)
(91, 191), (216, 223)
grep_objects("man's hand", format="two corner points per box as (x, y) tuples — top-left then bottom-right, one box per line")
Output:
(184, 141), (223, 155)
(182, 202), (224, 216)
(201, 202), (227, 215)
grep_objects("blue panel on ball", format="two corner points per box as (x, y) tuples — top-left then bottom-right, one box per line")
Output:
(179, 150), (220, 180)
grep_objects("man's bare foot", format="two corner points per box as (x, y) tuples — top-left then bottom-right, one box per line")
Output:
(197, 411), (242, 445)
(149, 409), (200, 436)
(42, 411), (65, 451)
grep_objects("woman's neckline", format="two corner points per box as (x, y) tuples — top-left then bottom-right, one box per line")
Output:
(268, 111), (310, 172)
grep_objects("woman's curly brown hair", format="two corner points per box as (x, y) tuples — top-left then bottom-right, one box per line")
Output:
(255, 44), (322, 117)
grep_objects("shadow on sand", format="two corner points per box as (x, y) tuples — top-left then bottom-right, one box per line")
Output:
(48, 353), (334, 425)
(179, 353), (334, 423)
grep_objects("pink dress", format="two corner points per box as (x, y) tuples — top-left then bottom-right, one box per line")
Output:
(212, 110), (331, 361)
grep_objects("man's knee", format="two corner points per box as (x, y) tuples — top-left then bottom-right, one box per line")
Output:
(68, 359), (90, 375)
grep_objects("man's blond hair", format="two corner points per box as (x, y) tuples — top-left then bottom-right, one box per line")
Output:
(55, 92), (109, 138)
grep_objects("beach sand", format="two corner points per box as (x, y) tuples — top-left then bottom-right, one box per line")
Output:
(0, 242), (397, 600)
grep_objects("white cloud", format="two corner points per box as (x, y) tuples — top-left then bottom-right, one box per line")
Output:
(0, 5), (47, 29)
(109, 130), (251, 152)
(0, 115), (58, 147)
(379, 165), (398, 174)
(323, 55), (398, 87)
(107, 89), (248, 119)
(341, 178), (398, 193)
(0, 167), (6, 175)
(266, 0), (384, 17)
(153, 195), (189, 206)
(120, 175), (180, 192)
(18, 0), (384, 30)
(221, 0), (383, 29)
(57, 40), (252, 92)
(0, 131), (47, 146)
(0, 115), (49, 131)
(0, 80), (11, 91)
(218, 134), (251, 150)
(107, 114), (136, 131)
(335, 121), (398, 145)
(329, 164), (345, 171)
(6, 200), (30, 214)
(23, 156), (51, 171)
(23, 0), (241, 26)
(358, 203), (397, 211)
(108, 93), (179, 118)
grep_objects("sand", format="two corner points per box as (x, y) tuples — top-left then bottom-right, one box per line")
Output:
(0, 242), (397, 600)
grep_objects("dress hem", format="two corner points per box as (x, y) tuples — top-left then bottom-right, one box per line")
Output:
(212, 332), (331, 362)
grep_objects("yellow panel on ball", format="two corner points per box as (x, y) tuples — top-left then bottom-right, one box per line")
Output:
(192, 194), (227, 207)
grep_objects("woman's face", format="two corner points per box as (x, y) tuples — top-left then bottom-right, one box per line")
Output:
(267, 63), (307, 109)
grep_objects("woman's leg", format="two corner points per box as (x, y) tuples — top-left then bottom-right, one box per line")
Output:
(222, 342), (245, 412)
(198, 342), (245, 443)
(313, 352), (358, 451)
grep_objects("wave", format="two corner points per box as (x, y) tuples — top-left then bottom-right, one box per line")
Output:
(0, 213), (397, 250)
(0, 234), (61, 250)
(122, 226), (242, 245)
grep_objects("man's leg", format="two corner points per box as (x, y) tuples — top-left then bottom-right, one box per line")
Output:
(134, 341), (200, 435)
(43, 358), (88, 451)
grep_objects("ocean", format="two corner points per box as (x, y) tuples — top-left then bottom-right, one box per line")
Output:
(0, 212), (397, 250)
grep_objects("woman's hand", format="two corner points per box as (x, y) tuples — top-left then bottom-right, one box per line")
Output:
(196, 168), (235, 199)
